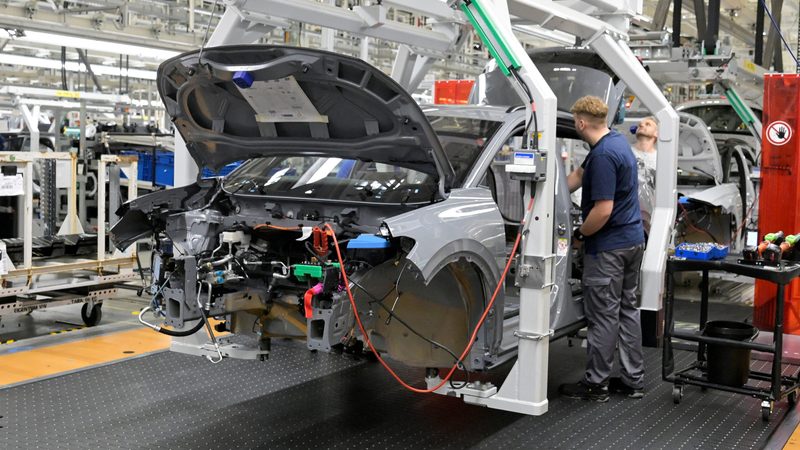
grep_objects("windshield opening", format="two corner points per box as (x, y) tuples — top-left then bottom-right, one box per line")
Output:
(223, 157), (438, 204)
(220, 115), (501, 203)
(426, 115), (502, 185)
(471, 62), (614, 112)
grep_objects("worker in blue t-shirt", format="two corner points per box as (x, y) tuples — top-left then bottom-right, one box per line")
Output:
(559, 96), (646, 403)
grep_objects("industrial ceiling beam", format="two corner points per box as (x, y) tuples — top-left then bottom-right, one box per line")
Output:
(704, 0), (720, 55)
(763, 0), (784, 71)
(754, 0), (765, 66)
(682, 0), (755, 46)
(0, 3), (203, 53)
(220, 0), (462, 54)
(651, 0), (671, 31)
(693, 0), (706, 42)
(672, 0), (682, 47)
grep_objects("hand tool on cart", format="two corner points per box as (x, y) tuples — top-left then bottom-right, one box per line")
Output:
(743, 231), (784, 261)
(763, 234), (799, 263)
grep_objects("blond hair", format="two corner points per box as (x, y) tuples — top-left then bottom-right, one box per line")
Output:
(570, 96), (608, 124)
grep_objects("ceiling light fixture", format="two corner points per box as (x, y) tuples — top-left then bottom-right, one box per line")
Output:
(13, 30), (180, 61)
(0, 54), (157, 80)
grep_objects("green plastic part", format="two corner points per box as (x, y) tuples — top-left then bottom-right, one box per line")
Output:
(765, 233), (779, 242)
(460, 0), (520, 76)
(723, 87), (756, 128)
(292, 263), (340, 281)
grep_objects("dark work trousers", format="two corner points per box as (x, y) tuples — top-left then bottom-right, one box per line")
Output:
(582, 244), (645, 388)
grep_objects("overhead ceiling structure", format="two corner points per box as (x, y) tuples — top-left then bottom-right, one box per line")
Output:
(0, 0), (795, 108)
(638, 0), (799, 70)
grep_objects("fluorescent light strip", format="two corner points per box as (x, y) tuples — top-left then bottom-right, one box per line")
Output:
(0, 54), (157, 80)
(20, 99), (115, 112)
(15, 31), (180, 61)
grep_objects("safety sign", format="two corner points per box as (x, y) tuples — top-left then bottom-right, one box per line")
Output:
(766, 120), (793, 146)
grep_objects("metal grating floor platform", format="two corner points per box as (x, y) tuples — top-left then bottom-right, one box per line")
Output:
(0, 337), (795, 449)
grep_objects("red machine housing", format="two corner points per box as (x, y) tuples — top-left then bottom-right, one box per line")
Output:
(754, 73), (800, 332)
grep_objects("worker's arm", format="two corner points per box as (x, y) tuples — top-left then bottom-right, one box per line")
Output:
(567, 167), (583, 193)
(579, 199), (613, 236)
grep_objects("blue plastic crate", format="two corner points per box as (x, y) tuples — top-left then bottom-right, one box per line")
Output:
(675, 242), (728, 260)
(202, 161), (243, 178)
(119, 150), (173, 185)
(120, 150), (151, 181)
(712, 244), (729, 259)
(154, 152), (174, 186)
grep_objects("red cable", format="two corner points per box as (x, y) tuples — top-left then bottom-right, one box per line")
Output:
(323, 196), (534, 393)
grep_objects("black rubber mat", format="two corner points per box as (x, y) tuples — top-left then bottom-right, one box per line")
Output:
(0, 338), (793, 449)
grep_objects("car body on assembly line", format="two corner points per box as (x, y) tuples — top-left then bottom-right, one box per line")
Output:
(111, 45), (585, 372)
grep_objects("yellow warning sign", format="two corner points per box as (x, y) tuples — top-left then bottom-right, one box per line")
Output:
(55, 90), (81, 99)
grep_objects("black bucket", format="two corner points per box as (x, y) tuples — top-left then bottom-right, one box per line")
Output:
(704, 320), (759, 387)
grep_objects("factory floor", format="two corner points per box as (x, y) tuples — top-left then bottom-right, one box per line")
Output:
(2, 290), (800, 449)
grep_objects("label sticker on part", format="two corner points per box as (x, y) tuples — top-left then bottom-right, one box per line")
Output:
(556, 238), (569, 257)
(0, 174), (23, 196)
(238, 76), (329, 123)
(766, 121), (792, 146)
(513, 151), (535, 166)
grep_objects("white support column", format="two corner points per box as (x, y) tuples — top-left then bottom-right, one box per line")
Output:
(391, 45), (436, 92)
(174, 4), (278, 188)
(78, 101), (87, 226)
(360, 36), (370, 62)
(19, 104), (40, 152)
(589, 35), (679, 339)
(57, 153), (84, 235)
(452, 0), (558, 416)
(320, 0), (336, 51)
(173, 130), (198, 187)
(97, 158), (106, 261)
(189, 0), (196, 32)
(23, 161), (33, 268)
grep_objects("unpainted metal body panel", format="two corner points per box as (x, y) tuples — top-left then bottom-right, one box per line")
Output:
(116, 47), (586, 371)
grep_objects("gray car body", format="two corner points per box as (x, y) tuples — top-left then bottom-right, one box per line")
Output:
(113, 46), (584, 371)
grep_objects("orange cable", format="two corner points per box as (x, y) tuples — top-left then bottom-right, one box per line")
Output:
(253, 224), (303, 231)
(323, 196), (533, 393)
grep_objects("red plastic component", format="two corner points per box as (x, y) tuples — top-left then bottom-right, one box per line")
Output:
(303, 283), (323, 319)
(754, 74), (800, 333)
(303, 289), (314, 319)
(312, 226), (329, 257)
(433, 80), (475, 104)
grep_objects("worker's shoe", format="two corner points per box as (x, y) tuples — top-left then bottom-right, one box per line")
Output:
(558, 380), (609, 402)
(608, 377), (644, 399)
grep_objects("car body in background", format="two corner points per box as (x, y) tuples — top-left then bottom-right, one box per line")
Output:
(676, 98), (762, 168)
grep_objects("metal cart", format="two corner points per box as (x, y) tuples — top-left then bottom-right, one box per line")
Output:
(662, 257), (800, 421)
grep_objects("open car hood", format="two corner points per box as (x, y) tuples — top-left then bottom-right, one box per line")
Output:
(157, 45), (454, 191)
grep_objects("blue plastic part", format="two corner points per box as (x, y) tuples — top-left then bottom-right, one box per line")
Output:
(630, 125), (638, 135)
(675, 242), (729, 260)
(201, 161), (243, 178)
(678, 196), (690, 204)
(347, 234), (390, 249)
(232, 71), (254, 88)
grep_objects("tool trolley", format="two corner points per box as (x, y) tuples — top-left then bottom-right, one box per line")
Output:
(662, 257), (800, 421)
